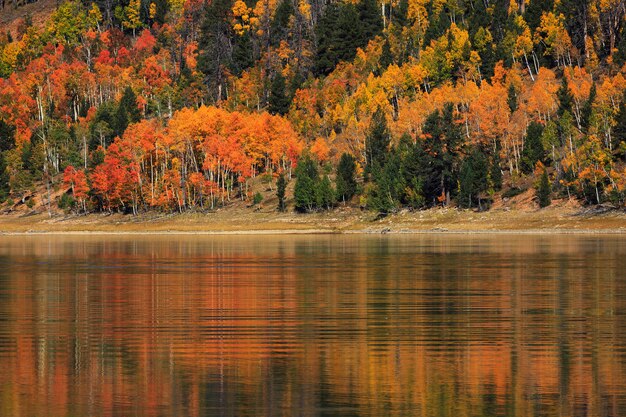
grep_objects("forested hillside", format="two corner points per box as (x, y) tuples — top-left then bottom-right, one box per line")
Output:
(1, 0), (626, 214)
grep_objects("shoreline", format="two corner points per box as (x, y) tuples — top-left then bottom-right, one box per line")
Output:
(1, 229), (626, 235)
(1, 206), (626, 235)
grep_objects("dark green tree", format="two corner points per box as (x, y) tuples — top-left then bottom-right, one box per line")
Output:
(198, 0), (234, 102)
(270, 0), (294, 47)
(580, 82), (596, 131)
(556, 76), (574, 118)
(367, 151), (402, 214)
(113, 86), (141, 137)
(313, 3), (341, 75)
(294, 154), (318, 212)
(358, 0), (383, 42)
(365, 107), (390, 174)
(268, 72), (290, 115)
(316, 174), (334, 209)
(536, 169), (551, 208)
(335, 152), (357, 203)
(378, 38), (393, 72)
(418, 103), (463, 205)
(398, 134), (427, 208)
(314, 0), (382, 76)
(230, 31), (254, 77)
(521, 121), (545, 173)
(458, 147), (489, 209)
(276, 173), (287, 211)
(507, 83), (518, 113)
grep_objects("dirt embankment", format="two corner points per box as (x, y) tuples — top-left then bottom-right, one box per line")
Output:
(1, 203), (625, 234)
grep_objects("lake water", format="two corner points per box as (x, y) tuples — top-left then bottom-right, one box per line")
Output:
(1, 234), (626, 417)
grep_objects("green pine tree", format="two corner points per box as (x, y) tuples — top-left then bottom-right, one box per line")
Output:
(335, 153), (357, 203)
(580, 82), (596, 132)
(507, 83), (518, 113)
(557, 76), (574, 118)
(269, 72), (290, 115)
(458, 148), (489, 209)
(378, 38), (393, 72)
(316, 175), (334, 209)
(276, 173), (287, 211)
(294, 155), (318, 212)
(270, 0), (294, 47)
(521, 121), (545, 173)
(365, 107), (390, 174)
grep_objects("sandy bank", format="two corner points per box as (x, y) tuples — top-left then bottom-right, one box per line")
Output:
(1, 205), (625, 235)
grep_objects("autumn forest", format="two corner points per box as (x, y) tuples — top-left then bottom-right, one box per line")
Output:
(1, 0), (626, 214)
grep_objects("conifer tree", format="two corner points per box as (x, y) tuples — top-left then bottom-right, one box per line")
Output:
(557, 76), (574, 118)
(198, 0), (234, 102)
(276, 173), (287, 212)
(270, 0), (293, 47)
(521, 122), (545, 173)
(507, 83), (518, 113)
(294, 155), (318, 212)
(269, 72), (290, 115)
(336, 153), (357, 203)
(316, 175), (334, 209)
(365, 107), (390, 175)
(379, 39), (393, 72)
(459, 148), (489, 209)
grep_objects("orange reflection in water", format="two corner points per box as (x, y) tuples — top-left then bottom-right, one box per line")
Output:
(0, 235), (625, 417)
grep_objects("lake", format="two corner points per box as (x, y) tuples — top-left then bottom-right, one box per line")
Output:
(0, 234), (625, 416)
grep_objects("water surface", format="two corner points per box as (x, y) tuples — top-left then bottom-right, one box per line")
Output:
(0, 234), (625, 416)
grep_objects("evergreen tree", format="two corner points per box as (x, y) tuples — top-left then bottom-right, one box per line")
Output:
(521, 121), (545, 173)
(367, 151), (402, 214)
(333, 4), (362, 64)
(398, 134), (427, 208)
(335, 153), (357, 203)
(198, 0), (234, 102)
(314, 0), (382, 76)
(537, 169), (551, 208)
(316, 174), (334, 209)
(458, 148), (489, 209)
(114, 86), (140, 137)
(378, 38), (393, 72)
(358, 0), (383, 43)
(507, 83), (518, 113)
(365, 107), (390, 174)
(557, 76), (574, 118)
(276, 173), (287, 211)
(580, 82), (596, 131)
(268, 72), (290, 115)
(231, 31), (254, 76)
(392, 0), (408, 28)
(294, 155), (318, 212)
(313, 3), (341, 75)
(270, 0), (294, 47)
